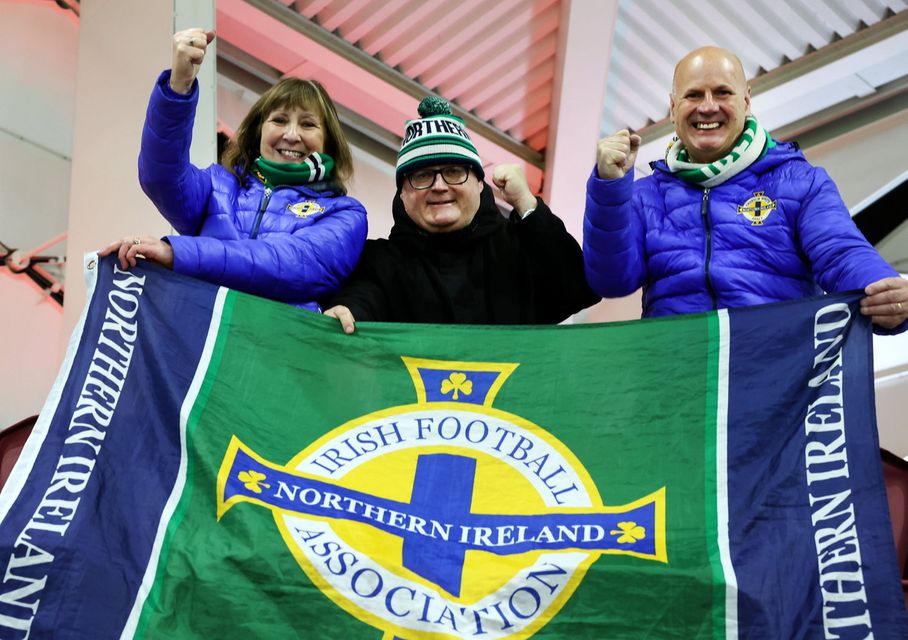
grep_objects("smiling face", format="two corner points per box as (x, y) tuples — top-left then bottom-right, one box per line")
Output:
(670, 47), (751, 164)
(400, 164), (483, 233)
(259, 105), (325, 163)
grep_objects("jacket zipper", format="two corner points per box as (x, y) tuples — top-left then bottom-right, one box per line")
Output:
(250, 187), (273, 239)
(701, 187), (718, 309)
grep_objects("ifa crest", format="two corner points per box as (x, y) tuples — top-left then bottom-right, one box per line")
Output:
(288, 200), (326, 218)
(218, 358), (666, 638)
(737, 191), (777, 226)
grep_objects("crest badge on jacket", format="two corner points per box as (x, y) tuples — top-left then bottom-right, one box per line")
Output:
(737, 191), (777, 226)
(288, 200), (326, 218)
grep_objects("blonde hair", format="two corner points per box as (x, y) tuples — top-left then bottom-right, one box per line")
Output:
(221, 78), (353, 189)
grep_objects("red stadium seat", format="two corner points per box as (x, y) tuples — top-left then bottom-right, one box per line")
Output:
(0, 415), (37, 491)
(881, 447), (908, 609)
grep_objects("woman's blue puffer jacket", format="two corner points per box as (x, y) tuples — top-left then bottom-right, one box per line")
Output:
(139, 71), (367, 311)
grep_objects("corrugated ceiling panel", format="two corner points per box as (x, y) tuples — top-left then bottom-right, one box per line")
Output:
(227, 0), (905, 163)
(601, 0), (908, 135)
(295, 0), (559, 152)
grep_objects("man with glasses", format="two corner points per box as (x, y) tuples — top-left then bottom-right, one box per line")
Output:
(324, 96), (598, 332)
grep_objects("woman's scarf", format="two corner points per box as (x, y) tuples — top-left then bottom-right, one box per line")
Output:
(253, 153), (335, 188)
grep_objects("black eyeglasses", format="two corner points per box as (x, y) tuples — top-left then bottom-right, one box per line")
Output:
(406, 165), (471, 190)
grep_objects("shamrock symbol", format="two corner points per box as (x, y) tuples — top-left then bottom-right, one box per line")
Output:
(440, 372), (472, 400)
(610, 521), (645, 544)
(238, 470), (270, 494)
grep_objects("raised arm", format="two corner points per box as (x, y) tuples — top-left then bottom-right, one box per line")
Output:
(583, 130), (647, 298)
(168, 28), (215, 94)
(492, 164), (599, 321)
(138, 28), (217, 236)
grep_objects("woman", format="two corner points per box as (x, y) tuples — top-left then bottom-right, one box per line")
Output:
(102, 28), (367, 311)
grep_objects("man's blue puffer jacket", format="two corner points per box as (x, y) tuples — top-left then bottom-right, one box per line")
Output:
(139, 71), (367, 311)
(583, 141), (898, 318)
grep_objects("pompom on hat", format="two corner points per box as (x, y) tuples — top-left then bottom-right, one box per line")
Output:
(395, 96), (484, 187)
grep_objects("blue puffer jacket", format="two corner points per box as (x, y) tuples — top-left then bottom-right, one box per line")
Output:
(583, 141), (898, 318)
(139, 71), (367, 311)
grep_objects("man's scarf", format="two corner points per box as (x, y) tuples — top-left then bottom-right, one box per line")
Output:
(665, 116), (774, 187)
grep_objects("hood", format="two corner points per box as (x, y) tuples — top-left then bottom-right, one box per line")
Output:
(388, 181), (506, 251)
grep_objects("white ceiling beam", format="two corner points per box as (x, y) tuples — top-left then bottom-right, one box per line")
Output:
(845, 73), (879, 97)
(771, 74), (908, 142)
(754, 30), (908, 112)
(543, 0), (617, 240)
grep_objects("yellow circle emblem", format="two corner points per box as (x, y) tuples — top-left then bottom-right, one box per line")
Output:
(737, 191), (776, 226)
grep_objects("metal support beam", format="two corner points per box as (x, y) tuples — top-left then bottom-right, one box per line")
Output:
(776, 75), (908, 146)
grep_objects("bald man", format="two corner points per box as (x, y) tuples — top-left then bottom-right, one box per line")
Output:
(583, 46), (908, 331)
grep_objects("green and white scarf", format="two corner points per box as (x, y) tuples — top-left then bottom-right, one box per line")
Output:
(665, 116), (774, 188)
(253, 153), (335, 188)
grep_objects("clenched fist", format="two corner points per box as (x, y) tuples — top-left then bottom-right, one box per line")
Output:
(170, 27), (216, 94)
(596, 130), (641, 180)
(492, 164), (536, 215)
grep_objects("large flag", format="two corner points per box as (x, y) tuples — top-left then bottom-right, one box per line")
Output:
(0, 255), (905, 639)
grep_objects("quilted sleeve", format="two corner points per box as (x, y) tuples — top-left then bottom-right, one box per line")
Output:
(167, 198), (368, 302)
(797, 165), (897, 294)
(582, 166), (647, 297)
(138, 70), (213, 236)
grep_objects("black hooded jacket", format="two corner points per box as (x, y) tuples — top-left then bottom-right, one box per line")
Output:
(324, 183), (599, 324)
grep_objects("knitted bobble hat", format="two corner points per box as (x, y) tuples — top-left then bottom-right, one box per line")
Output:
(395, 96), (484, 187)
